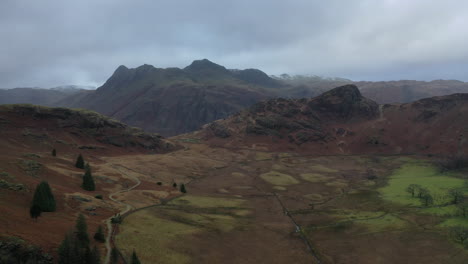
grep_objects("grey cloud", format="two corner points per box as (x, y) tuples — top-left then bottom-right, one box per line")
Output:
(1, 0), (468, 88)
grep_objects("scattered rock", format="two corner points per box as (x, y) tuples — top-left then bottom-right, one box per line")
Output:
(85, 206), (97, 211)
(208, 122), (231, 138)
(71, 195), (91, 202)
(0, 179), (26, 191)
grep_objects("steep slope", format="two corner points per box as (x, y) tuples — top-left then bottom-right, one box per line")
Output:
(0, 104), (176, 255)
(58, 60), (283, 136)
(196, 84), (468, 155)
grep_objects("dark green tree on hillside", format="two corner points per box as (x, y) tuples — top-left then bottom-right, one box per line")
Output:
(180, 183), (186, 193)
(58, 214), (97, 264)
(91, 246), (100, 264)
(58, 231), (80, 264)
(131, 250), (141, 264)
(419, 188), (434, 207)
(110, 247), (119, 264)
(457, 202), (468, 218)
(75, 213), (90, 248)
(172, 182), (177, 188)
(29, 204), (41, 220)
(82, 166), (95, 191)
(406, 184), (421, 198)
(52, 148), (57, 157)
(32, 181), (56, 212)
(93, 225), (105, 243)
(449, 189), (464, 204)
(75, 154), (85, 169)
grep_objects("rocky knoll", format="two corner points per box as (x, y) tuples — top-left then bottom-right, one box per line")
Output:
(198, 85), (468, 156)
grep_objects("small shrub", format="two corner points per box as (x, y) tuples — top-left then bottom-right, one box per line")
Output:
(180, 184), (187, 193)
(157, 182), (162, 186)
(75, 154), (85, 169)
(95, 194), (103, 200)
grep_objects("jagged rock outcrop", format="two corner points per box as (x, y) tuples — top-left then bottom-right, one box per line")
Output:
(308, 84), (379, 120)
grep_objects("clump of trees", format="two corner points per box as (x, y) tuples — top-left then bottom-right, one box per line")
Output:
(75, 154), (85, 169)
(30, 181), (56, 220)
(450, 226), (468, 248)
(406, 184), (467, 209)
(82, 164), (96, 191)
(58, 214), (100, 264)
(405, 184), (433, 206)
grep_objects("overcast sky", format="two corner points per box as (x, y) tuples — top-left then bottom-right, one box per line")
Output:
(1, 0), (468, 88)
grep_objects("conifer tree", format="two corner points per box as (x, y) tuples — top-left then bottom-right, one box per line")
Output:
(58, 231), (81, 264)
(82, 165), (95, 191)
(180, 183), (187, 193)
(52, 148), (57, 157)
(110, 247), (119, 264)
(173, 182), (177, 188)
(75, 213), (90, 248)
(32, 181), (56, 212)
(91, 246), (100, 264)
(29, 204), (41, 220)
(131, 250), (141, 264)
(75, 154), (85, 169)
(93, 225), (105, 243)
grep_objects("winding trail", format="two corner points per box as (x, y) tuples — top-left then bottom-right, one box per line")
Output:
(103, 164), (141, 264)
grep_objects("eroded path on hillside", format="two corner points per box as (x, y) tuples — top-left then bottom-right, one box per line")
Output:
(103, 164), (141, 264)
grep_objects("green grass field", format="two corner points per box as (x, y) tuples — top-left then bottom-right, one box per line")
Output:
(116, 195), (250, 263)
(260, 171), (299, 185)
(379, 161), (466, 207)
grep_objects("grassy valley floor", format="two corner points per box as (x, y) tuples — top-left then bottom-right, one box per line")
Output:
(112, 142), (468, 264)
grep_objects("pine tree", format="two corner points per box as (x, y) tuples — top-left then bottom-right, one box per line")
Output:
(91, 246), (100, 264)
(110, 247), (119, 264)
(82, 166), (95, 191)
(58, 231), (81, 264)
(75, 154), (85, 169)
(180, 183), (187, 193)
(131, 250), (141, 264)
(93, 225), (105, 243)
(30, 204), (41, 220)
(172, 182), (177, 188)
(32, 181), (56, 212)
(75, 214), (90, 248)
(52, 148), (57, 157)
(58, 232), (72, 264)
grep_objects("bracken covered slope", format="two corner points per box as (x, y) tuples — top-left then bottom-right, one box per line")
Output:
(198, 84), (468, 155)
(0, 104), (177, 259)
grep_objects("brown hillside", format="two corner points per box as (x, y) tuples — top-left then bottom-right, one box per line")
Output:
(195, 84), (468, 155)
(0, 105), (176, 256)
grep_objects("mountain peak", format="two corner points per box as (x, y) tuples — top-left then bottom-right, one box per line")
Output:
(184, 59), (229, 74)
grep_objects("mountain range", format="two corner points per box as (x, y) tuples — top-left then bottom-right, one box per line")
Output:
(2, 59), (468, 137)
